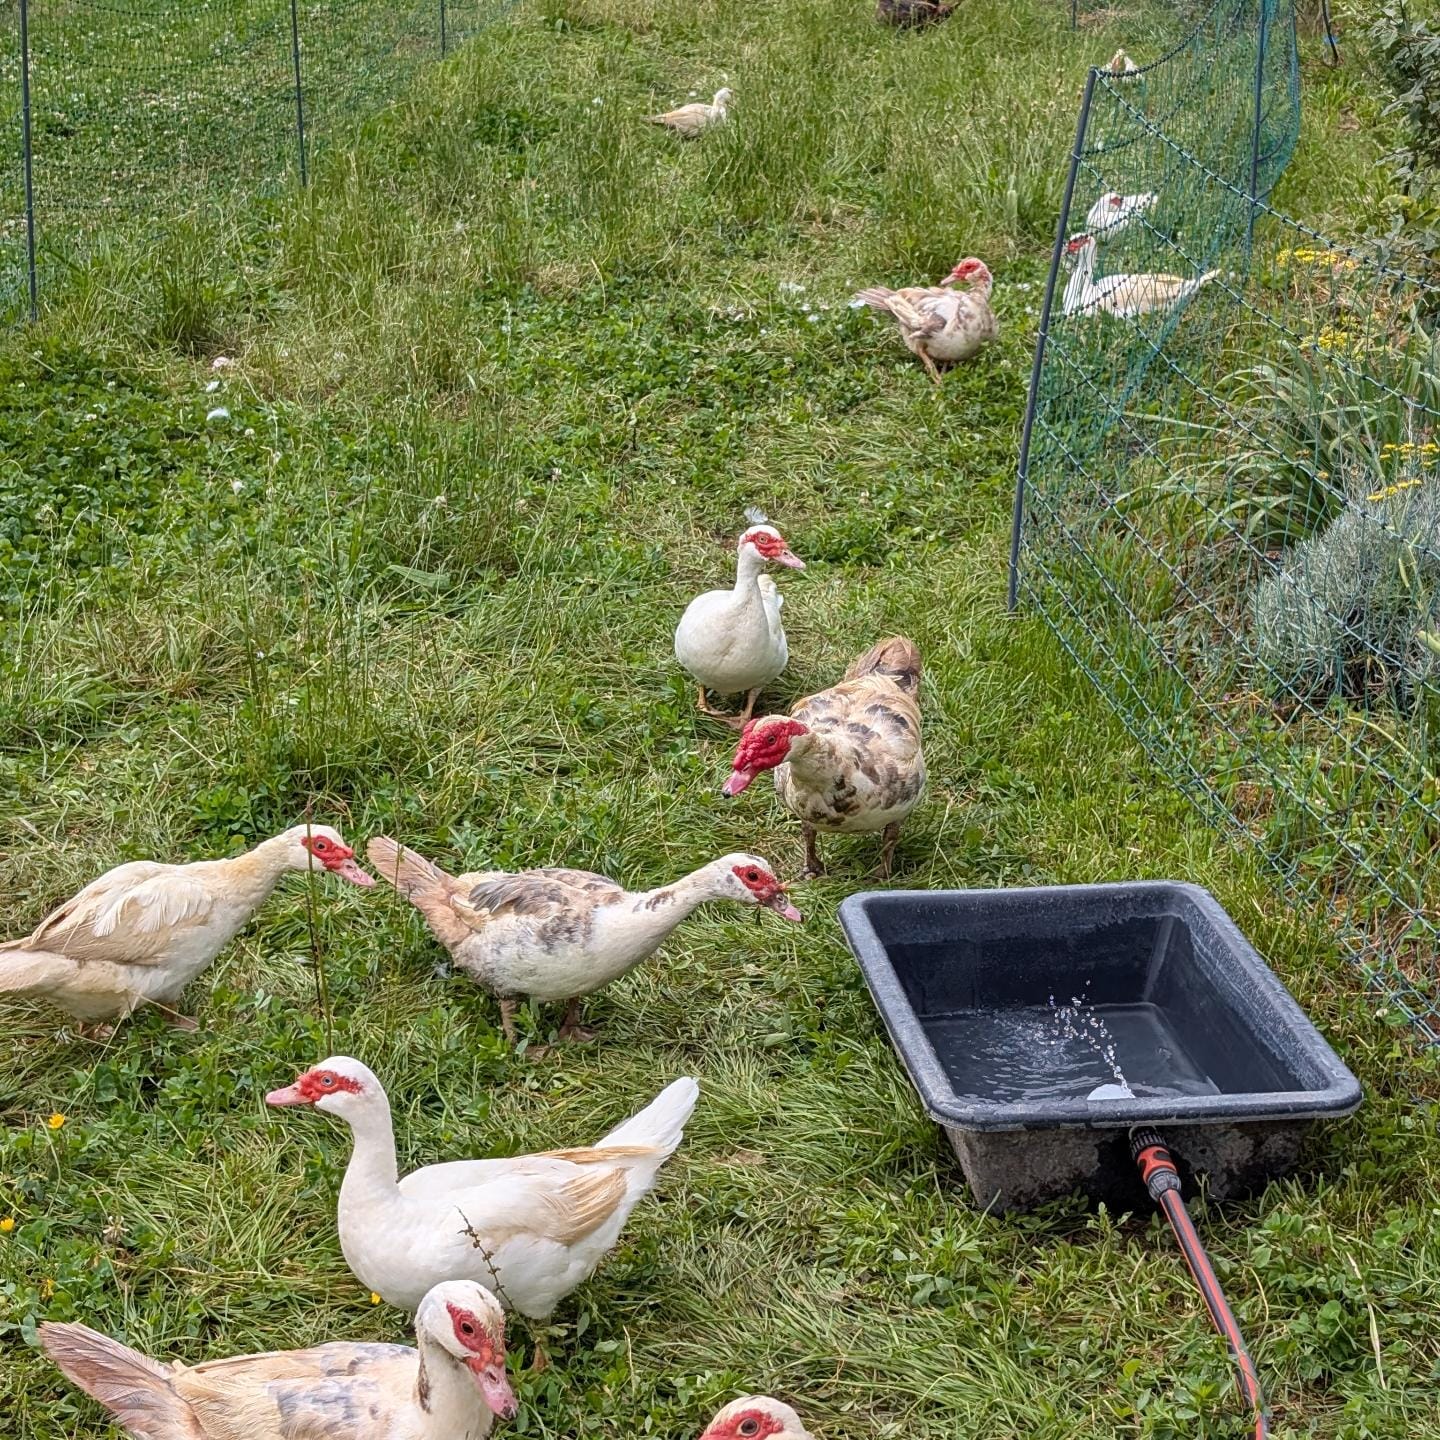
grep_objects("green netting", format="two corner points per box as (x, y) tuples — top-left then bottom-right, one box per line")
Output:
(1015, 0), (1440, 1040)
(0, 0), (521, 319)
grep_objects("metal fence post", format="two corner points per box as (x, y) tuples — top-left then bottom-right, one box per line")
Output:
(19, 0), (39, 320)
(1247, 0), (1269, 251)
(1070, 0), (1077, 28)
(289, 0), (309, 186)
(440, 0), (448, 55)
(1008, 66), (1096, 613)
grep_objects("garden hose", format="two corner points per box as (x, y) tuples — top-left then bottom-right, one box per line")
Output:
(1130, 1129), (1270, 1440)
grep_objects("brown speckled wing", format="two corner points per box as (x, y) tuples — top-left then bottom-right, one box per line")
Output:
(176, 1343), (416, 1440)
(464, 870), (623, 920)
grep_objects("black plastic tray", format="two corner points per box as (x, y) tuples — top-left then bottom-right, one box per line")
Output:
(839, 882), (1362, 1210)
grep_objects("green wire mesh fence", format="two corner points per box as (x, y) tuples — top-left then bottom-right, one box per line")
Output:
(0, 0), (519, 320)
(1012, 0), (1440, 1042)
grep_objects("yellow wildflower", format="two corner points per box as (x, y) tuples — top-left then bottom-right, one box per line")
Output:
(40, 1278), (54, 1299)
(1368, 478), (1424, 502)
(47, 1113), (65, 1130)
(0, 1217), (14, 1234)
(1276, 246), (1358, 270)
(370, 1292), (382, 1305)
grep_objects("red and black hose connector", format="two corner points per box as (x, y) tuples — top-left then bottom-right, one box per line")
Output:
(1130, 1129), (1270, 1440)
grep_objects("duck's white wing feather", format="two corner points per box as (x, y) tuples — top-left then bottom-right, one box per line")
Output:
(5, 864), (216, 967)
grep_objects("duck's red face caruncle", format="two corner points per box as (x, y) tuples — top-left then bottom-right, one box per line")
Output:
(731, 861), (803, 923)
(265, 1065), (364, 1109)
(301, 832), (375, 887)
(722, 719), (809, 796)
(740, 526), (805, 570)
(447, 1302), (516, 1418)
(700, 1408), (788, 1440)
(941, 256), (991, 289)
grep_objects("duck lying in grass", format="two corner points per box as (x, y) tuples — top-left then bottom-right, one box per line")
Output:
(41, 1279), (516, 1440)
(647, 87), (733, 136)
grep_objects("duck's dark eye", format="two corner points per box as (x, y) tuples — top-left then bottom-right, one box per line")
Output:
(739, 1422), (760, 1437)
(460, 1320), (475, 1336)
(320, 1074), (336, 1088)
(745, 869), (759, 882)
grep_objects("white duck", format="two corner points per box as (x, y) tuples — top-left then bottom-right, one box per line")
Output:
(1107, 48), (1141, 77)
(368, 838), (801, 1046)
(1060, 232), (1219, 319)
(267, 1057), (699, 1326)
(1084, 190), (1158, 239)
(674, 512), (805, 727)
(701, 1397), (818, 1440)
(647, 87), (733, 136)
(852, 257), (998, 384)
(41, 1279), (516, 1440)
(0, 824), (373, 1029)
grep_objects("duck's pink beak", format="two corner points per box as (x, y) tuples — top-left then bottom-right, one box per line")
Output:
(722, 769), (756, 797)
(320, 846), (375, 887)
(776, 548), (805, 570)
(265, 1083), (311, 1107)
(468, 1359), (518, 1418)
(770, 896), (803, 922)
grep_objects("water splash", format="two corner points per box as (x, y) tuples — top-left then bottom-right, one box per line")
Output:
(1046, 983), (1134, 1100)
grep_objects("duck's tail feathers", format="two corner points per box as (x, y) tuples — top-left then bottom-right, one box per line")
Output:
(366, 836), (453, 901)
(39, 1322), (201, 1440)
(846, 635), (922, 693)
(851, 286), (898, 312)
(0, 949), (79, 997)
(597, 1076), (699, 1158)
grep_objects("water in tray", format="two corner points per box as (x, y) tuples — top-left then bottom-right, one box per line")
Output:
(922, 990), (1220, 1105)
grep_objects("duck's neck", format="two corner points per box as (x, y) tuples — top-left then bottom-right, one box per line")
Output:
(338, 1097), (401, 1208)
(732, 546), (766, 596)
(618, 864), (730, 950)
(202, 836), (297, 915)
(781, 731), (843, 788)
(413, 1342), (493, 1440)
(1063, 244), (1095, 313)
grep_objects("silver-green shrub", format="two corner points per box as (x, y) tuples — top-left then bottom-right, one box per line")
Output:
(1252, 471), (1440, 701)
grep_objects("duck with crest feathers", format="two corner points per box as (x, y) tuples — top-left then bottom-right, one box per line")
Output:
(674, 507), (805, 729)
(722, 637), (926, 878)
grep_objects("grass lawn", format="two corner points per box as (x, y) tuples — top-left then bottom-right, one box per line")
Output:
(2, 0), (1439, 1436)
